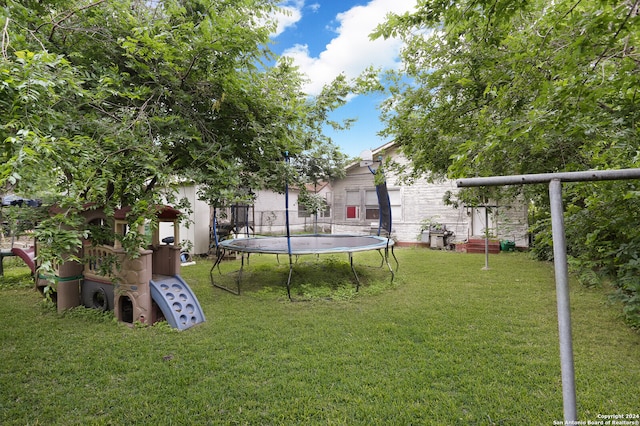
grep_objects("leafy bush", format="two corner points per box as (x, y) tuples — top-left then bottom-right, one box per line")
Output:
(530, 182), (640, 328)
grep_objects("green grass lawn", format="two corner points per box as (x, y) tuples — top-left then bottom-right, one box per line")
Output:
(0, 249), (638, 425)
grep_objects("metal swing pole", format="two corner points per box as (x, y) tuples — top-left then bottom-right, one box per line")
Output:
(549, 178), (576, 420)
(483, 206), (490, 270)
(457, 168), (640, 423)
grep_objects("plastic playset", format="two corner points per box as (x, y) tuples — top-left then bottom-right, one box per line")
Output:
(3, 203), (205, 330)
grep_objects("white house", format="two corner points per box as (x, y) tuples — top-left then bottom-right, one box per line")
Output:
(158, 184), (211, 256)
(167, 142), (528, 256)
(160, 182), (334, 257)
(217, 183), (333, 236)
(329, 142), (529, 248)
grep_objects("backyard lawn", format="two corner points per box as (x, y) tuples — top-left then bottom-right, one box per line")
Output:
(0, 248), (638, 425)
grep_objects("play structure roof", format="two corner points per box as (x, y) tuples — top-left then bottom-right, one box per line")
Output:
(112, 205), (181, 220)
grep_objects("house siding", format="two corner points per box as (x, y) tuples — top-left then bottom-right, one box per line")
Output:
(331, 144), (529, 247)
(212, 186), (333, 237)
(159, 184), (211, 255)
(331, 164), (469, 243)
(492, 201), (530, 247)
(179, 143), (528, 251)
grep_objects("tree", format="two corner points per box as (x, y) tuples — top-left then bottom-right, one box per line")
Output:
(372, 0), (640, 327)
(293, 143), (348, 233)
(0, 0), (353, 270)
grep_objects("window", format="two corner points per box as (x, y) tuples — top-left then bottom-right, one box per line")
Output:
(365, 190), (380, 220)
(365, 188), (402, 222)
(345, 188), (402, 222)
(297, 204), (311, 218)
(345, 190), (360, 219)
(298, 204), (330, 218)
(298, 194), (331, 218)
(320, 205), (331, 218)
(87, 218), (114, 246)
(346, 205), (359, 219)
(321, 192), (332, 218)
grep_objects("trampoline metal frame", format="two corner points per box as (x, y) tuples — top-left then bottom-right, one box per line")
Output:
(210, 234), (397, 299)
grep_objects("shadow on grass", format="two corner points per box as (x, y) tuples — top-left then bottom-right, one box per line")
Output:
(0, 266), (33, 289)
(213, 254), (396, 301)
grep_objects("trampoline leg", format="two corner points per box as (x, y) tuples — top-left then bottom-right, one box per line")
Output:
(377, 246), (396, 283)
(286, 254), (294, 300)
(390, 246), (399, 272)
(387, 246), (400, 275)
(286, 264), (293, 300)
(349, 253), (361, 291)
(213, 248), (224, 273)
(209, 250), (224, 284)
(210, 249), (241, 295)
(385, 247), (396, 283)
(236, 254), (246, 294)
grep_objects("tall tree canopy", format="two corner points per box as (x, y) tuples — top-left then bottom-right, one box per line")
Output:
(373, 0), (640, 327)
(374, 0), (639, 179)
(1, 0), (350, 263)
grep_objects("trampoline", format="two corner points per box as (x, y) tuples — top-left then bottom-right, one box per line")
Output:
(210, 151), (398, 299)
(211, 234), (396, 298)
(220, 234), (391, 255)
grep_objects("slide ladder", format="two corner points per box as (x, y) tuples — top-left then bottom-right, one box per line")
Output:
(149, 275), (205, 330)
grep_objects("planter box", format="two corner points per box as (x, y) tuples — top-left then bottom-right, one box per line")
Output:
(455, 243), (468, 253)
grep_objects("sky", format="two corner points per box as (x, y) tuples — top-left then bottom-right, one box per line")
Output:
(268, 0), (419, 159)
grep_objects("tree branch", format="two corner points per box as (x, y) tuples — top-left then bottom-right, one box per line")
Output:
(1, 16), (9, 59)
(37, 0), (109, 42)
(541, 0), (583, 47)
(592, 0), (640, 69)
(181, 55), (199, 87)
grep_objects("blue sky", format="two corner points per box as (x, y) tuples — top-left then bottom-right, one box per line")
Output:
(268, 0), (418, 159)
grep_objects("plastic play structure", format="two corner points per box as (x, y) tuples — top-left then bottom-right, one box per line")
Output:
(10, 246), (35, 273)
(16, 204), (204, 330)
(0, 195), (40, 276)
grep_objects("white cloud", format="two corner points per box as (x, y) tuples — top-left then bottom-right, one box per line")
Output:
(308, 2), (320, 13)
(281, 0), (418, 96)
(270, 1), (304, 37)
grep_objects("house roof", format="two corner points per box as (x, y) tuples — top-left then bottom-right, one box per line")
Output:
(113, 205), (181, 220)
(345, 140), (397, 171)
(304, 182), (329, 192)
(287, 181), (330, 193)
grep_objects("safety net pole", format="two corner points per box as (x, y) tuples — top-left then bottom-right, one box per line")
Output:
(284, 152), (293, 299)
(367, 160), (397, 278)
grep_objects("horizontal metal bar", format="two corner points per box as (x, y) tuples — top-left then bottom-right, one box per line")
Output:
(457, 168), (640, 187)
